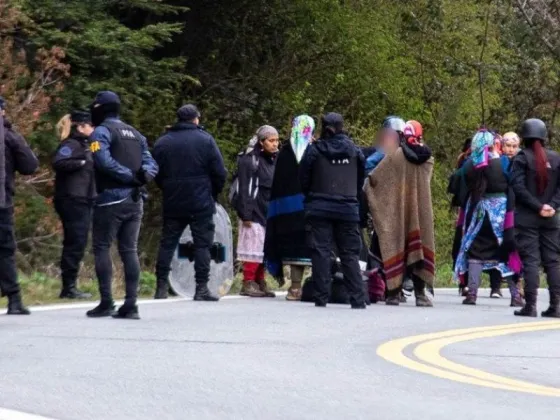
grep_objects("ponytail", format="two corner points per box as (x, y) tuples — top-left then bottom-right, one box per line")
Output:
(533, 140), (549, 195)
(56, 114), (72, 141)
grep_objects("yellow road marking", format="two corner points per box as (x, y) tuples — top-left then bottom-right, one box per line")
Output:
(414, 323), (560, 394)
(377, 320), (560, 397)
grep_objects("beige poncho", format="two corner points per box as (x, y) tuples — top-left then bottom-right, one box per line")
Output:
(365, 148), (435, 291)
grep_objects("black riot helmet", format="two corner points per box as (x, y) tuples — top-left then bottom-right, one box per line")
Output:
(520, 118), (547, 143)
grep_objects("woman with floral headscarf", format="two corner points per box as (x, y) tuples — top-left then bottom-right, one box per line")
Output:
(264, 115), (315, 300)
(453, 129), (522, 306)
(502, 132), (521, 160)
(236, 125), (279, 297)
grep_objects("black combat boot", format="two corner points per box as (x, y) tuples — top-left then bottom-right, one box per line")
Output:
(86, 300), (116, 318)
(193, 284), (219, 301)
(60, 288), (92, 299)
(154, 278), (168, 300)
(7, 293), (30, 315)
(514, 291), (537, 317)
(514, 304), (537, 317)
(541, 292), (560, 318)
(112, 301), (140, 320)
(59, 279), (92, 299)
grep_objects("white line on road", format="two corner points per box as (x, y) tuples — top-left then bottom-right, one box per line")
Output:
(0, 408), (58, 420)
(29, 294), (248, 313)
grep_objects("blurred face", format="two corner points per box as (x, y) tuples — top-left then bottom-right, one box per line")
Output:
(261, 135), (279, 154)
(77, 123), (94, 137)
(376, 128), (399, 153)
(502, 136), (520, 158)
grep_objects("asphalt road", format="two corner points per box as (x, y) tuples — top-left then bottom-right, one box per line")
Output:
(1, 289), (559, 420)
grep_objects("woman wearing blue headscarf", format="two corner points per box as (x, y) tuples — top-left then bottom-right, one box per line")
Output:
(453, 129), (521, 305)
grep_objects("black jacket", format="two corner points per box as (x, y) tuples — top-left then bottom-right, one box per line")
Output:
(511, 147), (560, 228)
(263, 143), (309, 276)
(52, 132), (96, 202)
(237, 146), (276, 226)
(299, 133), (365, 222)
(153, 122), (227, 218)
(4, 120), (38, 207)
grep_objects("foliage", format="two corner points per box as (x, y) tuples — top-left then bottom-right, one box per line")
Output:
(0, 1), (69, 136)
(2, 0), (560, 288)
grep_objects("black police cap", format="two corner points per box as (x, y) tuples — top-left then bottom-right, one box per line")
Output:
(70, 110), (92, 124)
(322, 112), (344, 128)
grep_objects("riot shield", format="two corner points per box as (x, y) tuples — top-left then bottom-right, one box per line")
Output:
(168, 204), (234, 298)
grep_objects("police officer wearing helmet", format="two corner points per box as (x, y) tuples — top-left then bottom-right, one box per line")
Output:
(299, 112), (367, 309)
(0, 97), (39, 315)
(52, 111), (95, 300)
(511, 118), (560, 318)
(152, 104), (227, 301)
(87, 91), (158, 320)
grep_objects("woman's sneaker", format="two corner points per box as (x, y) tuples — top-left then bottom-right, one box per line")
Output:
(490, 288), (503, 299)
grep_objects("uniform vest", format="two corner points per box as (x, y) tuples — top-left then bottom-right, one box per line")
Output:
(310, 152), (358, 197)
(96, 120), (143, 193)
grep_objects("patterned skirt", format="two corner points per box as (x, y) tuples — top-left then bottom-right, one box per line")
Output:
(454, 195), (514, 280)
(237, 221), (266, 263)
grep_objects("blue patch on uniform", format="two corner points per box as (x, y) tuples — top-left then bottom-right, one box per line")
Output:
(58, 146), (72, 157)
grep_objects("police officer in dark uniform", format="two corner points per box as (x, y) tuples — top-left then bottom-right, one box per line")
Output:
(52, 111), (96, 299)
(152, 104), (227, 301)
(87, 91), (158, 320)
(0, 97), (39, 315)
(511, 118), (560, 318)
(299, 112), (367, 309)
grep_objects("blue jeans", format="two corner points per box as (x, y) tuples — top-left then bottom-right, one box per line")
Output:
(93, 197), (143, 304)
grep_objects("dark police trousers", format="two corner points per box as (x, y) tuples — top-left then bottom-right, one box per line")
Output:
(516, 224), (560, 304)
(54, 198), (92, 290)
(0, 208), (19, 297)
(92, 197), (143, 304)
(308, 216), (365, 306)
(156, 214), (215, 286)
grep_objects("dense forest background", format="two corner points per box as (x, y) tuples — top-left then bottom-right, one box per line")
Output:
(1, 0), (560, 298)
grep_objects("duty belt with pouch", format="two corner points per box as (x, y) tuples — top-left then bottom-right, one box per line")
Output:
(131, 186), (148, 203)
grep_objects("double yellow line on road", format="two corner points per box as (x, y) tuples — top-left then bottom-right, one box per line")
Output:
(377, 320), (560, 397)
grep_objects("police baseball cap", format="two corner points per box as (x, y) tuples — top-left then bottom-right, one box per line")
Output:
(177, 104), (201, 122)
(70, 110), (92, 124)
(321, 112), (344, 129)
(91, 91), (121, 107)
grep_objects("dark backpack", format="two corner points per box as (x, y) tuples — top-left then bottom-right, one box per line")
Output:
(228, 150), (259, 209)
(300, 260), (370, 305)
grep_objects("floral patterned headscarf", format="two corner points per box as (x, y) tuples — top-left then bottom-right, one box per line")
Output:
(471, 129), (495, 169)
(290, 115), (315, 163)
